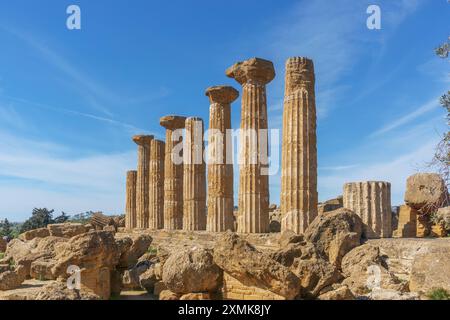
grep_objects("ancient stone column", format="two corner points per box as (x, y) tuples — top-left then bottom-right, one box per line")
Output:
(280, 57), (318, 234)
(160, 115), (186, 230)
(125, 170), (137, 230)
(183, 117), (206, 231)
(133, 135), (153, 229)
(149, 139), (165, 230)
(343, 181), (392, 238)
(226, 57), (275, 233)
(205, 86), (239, 232)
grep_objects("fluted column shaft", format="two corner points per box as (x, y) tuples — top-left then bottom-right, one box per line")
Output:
(160, 115), (186, 230)
(149, 139), (165, 229)
(125, 170), (137, 230)
(133, 135), (153, 229)
(281, 57), (318, 234)
(226, 57), (275, 233)
(206, 86), (238, 232)
(183, 117), (206, 230)
(343, 181), (392, 238)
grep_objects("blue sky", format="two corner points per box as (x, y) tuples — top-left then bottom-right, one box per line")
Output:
(0, 0), (448, 222)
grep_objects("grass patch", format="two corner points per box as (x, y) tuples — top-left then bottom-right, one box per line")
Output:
(147, 246), (158, 255)
(427, 288), (450, 300)
(0, 252), (4, 260)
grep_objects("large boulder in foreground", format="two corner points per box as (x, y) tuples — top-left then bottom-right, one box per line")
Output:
(0, 265), (27, 291)
(50, 230), (121, 299)
(1, 236), (66, 276)
(341, 244), (406, 297)
(213, 231), (301, 300)
(162, 247), (222, 294)
(404, 173), (448, 214)
(304, 208), (363, 268)
(290, 243), (343, 298)
(51, 231), (120, 276)
(409, 245), (450, 294)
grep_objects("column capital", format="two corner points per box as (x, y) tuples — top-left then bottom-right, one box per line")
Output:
(285, 57), (315, 94)
(160, 115), (187, 130)
(205, 85), (239, 104)
(132, 135), (154, 146)
(226, 57), (275, 85)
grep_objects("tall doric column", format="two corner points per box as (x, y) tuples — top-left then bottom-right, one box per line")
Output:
(281, 57), (318, 234)
(226, 57), (275, 233)
(125, 170), (137, 230)
(133, 135), (153, 229)
(160, 115), (186, 230)
(205, 86), (239, 232)
(149, 139), (165, 229)
(343, 181), (392, 238)
(183, 117), (206, 230)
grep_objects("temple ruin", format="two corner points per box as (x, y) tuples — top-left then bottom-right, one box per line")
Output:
(123, 57), (419, 241)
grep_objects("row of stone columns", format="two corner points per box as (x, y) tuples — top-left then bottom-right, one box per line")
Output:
(125, 56), (320, 234)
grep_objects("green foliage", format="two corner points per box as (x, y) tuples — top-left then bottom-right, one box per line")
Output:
(0, 218), (13, 238)
(427, 288), (450, 300)
(0, 253), (4, 260)
(435, 41), (449, 59)
(69, 211), (95, 224)
(147, 246), (158, 255)
(431, 34), (450, 190)
(53, 212), (70, 224)
(20, 208), (55, 233)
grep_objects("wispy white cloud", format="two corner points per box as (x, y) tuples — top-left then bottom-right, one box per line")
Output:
(370, 98), (440, 137)
(0, 131), (136, 220)
(1, 94), (160, 137)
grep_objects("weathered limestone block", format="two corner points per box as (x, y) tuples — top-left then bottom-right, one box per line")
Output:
(393, 205), (417, 238)
(133, 135), (154, 229)
(18, 228), (50, 241)
(149, 140), (165, 230)
(50, 231), (121, 300)
(90, 212), (115, 231)
(162, 247), (221, 294)
(160, 115), (186, 230)
(125, 170), (137, 230)
(304, 208), (363, 268)
(281, 57), (318, 234)
(318, 196), (343, 215)
(416, 214), (431, 238)
(213, 231), (301, 299)
(47, 223), (86, 238)
(409, 245), (450, 293)
(221, 272), (286, 300)
(404, 173), (449, 214)
(343, 181), (392, 239)
(205, 86), (239, 232)
(226, 57), (275, 233)
(183, 117), (207, 231)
